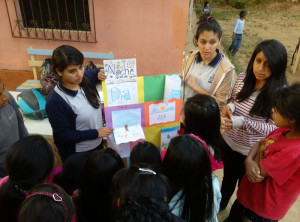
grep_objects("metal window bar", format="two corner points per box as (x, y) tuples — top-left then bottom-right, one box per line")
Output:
(5, 0), (96, 43)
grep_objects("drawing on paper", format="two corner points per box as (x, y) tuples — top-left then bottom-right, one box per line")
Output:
(104, 59), (137, 84)
(107, 82), (138, 106)
(161, 126), (180, 149)
(149, 102), (175, 125)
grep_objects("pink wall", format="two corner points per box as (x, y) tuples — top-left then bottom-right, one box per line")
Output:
(0, 0), (189, 76)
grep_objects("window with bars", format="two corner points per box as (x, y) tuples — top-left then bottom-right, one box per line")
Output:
(5, 0), (96, 42)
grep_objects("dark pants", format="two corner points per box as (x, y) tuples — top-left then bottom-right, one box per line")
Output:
(220, 143), (247, 209)
(225, 200), (278, 222)
(229, 34), (243, 56)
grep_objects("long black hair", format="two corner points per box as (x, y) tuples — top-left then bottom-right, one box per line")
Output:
(193, 15), (222, 64)
(130, 141), (161, 167)
(0, 135), (55, 222)
(18, 183), (76, 222)
(184, 94), (225, 161)
(236, 39), (287, 119)
(52, 45), (100, 109)
(272, 83), (300, 131)
(113, 166), (172, 222)
(75, 148), (124, 222)
(161, 134), (213, 222)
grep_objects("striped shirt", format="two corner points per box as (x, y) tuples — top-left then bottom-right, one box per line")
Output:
(223, 72), (276, 156)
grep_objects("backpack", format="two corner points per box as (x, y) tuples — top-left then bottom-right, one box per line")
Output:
(40, 58), (59, 94)
(17, 88), (47, 120)
(85, 61), (97, 70)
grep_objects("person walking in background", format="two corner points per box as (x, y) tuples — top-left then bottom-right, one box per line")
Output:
(220, 39), (287, 211)
(228, 10), (247, 56)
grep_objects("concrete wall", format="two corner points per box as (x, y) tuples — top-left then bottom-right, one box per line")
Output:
(0, 0), (189, 77)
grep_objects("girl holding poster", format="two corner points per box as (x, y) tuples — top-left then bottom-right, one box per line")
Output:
(181, 15), (235, 108)
(46, 45), (113, 161)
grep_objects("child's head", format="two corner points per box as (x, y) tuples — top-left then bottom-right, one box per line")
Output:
(0, 80), (9, 109)
(130, 141), (161, 167)
(52, 45), (84, 74)
(53, 152), (89, 195)
(272, 83), (300, 131)
(76, 148), (124, 221)
(183, 94), (223, 161)
(114, 166), (171, 222)
(239, 10), (247, 19)
(18, 183), (75, 222)
(6, 135), (54, 190)
(238, 39), (287, 119)
(193, 16), (222, 62)
(0, 135), (55, 222)
(247, 39), (287, 85)
(162, 134), (213, 221)
(204, 1), (210, 7)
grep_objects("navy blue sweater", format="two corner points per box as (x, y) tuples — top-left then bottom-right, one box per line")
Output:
(46, 69), (101, 161)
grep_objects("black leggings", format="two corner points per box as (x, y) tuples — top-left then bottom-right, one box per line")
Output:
(220, 143), (247, 208)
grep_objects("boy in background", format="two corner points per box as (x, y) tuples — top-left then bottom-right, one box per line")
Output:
(228, 11), (247, 56)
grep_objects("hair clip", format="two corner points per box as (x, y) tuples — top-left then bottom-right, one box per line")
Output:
(138, 168), (156, 175)
(26, 192), (68, 219)
(206, 16), (211, 21)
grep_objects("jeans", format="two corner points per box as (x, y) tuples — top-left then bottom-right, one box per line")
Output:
(220, 143), (247, 209)
(229, 34), (243, 56)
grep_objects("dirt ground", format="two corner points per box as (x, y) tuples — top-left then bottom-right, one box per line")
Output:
(184, 2), (300, 222)
(185, 2), (300, 83)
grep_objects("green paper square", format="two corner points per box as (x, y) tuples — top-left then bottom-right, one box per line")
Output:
(144, 73), (180, 102)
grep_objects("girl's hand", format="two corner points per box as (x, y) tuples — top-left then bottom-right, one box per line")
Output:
(221, 117), (233, 132)
(221, 105), (232, 118)
(98, 69), (107, 81)
(245, 158), (264, 183)
(97, 128), (113, 138)
(186, 75), (197, 90)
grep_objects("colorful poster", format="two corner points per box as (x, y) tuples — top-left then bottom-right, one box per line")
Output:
(144, 122), (180, 147)
(104, 104), (145, 128)
(144, 99), (181, 127)
(111, 108), (145, 145)
(160, 126), (180, 149)
(112, 108), (141, 128)
(163, 75), (181, 104)
(106, 82), (138, 107)
(104, 58), (137, 84)
(113, 125), (145, 145)
(149, 102), (176, 125)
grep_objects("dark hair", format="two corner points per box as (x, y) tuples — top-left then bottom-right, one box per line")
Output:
(130, 141), (161, 167)
(52, 152), (89, 195)
(0, 135), (55, 222)
(75, 148), (124, 222)
(204, 1), (210, 7)
(114, 166), (172, 222)
(193, 15), (222, 46)
(272, 83), (300, 131)
(240, 10), (247, 18)
(18, 183), (75, 222)
(161, 134), (213, 222)
(52, 45), (100, 109)
(184, 94), (225, 161)
(236, 39), (287, 120)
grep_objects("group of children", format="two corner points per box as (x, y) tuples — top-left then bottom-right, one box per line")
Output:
(0, 10), (299, 222)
